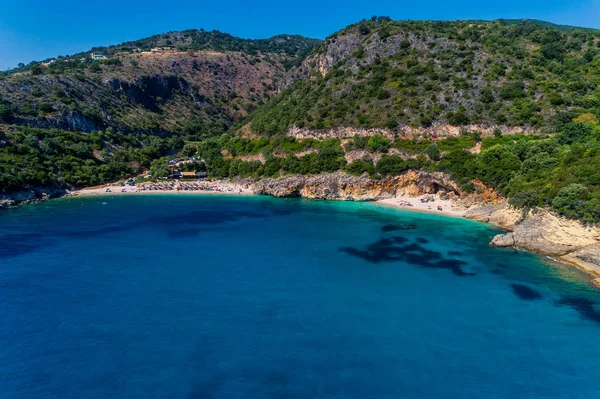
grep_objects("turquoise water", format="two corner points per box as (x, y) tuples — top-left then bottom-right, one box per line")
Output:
(1, 195), (600, 398)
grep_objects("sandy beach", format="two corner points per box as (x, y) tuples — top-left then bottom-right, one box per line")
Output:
(376, 196), (465, 217)
(72, 180), (253, 197)
(74, 181), (464, 217)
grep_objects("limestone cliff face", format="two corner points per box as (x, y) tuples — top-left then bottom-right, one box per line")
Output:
(253, 171), (461, 200)
(468, 205), (600, 286)
(487, 208), (600, 256)
(463, 203), (523, 231)
(287, 124), (534, 140)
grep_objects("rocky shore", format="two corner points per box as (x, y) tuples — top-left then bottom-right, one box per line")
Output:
(253, 171), (600, 288)
(464, 204), (600, 287)
(0, 186), (68, 209)
(4, 171), (600, 288)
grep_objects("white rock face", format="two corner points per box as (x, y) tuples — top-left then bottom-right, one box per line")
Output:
(488, 208), (600, 256)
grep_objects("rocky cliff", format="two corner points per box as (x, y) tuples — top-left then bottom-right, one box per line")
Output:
(465, 204), (600, 287)
(0, 186), (68, 208)
(253, 171), (461, 200)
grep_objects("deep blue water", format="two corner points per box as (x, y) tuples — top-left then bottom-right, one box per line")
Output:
(1, 195), (600, 398)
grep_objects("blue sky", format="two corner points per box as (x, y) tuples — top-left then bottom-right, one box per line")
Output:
(1, 0), (599, 70)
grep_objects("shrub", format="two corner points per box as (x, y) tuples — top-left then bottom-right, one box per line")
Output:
(552, 183), (589, 218)
(0, 104), (13, 121)
(509, 190), (540, 208)
(366, 135), (391, 153)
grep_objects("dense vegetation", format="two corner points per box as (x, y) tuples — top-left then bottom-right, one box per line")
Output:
(0, 127), (182, 190)
(183, 111), (600, 222)
(248, 18), (600, 135)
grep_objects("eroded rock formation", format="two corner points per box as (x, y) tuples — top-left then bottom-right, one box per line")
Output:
(253, 171), (461, 200)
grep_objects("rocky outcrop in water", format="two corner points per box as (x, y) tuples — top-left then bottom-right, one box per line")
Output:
(0, 186), (68, 208)
(469, 206), (600, 287)
(487, 208), (600, 256)
(253, 171), (462, 200)
(463, 203), (523, 231)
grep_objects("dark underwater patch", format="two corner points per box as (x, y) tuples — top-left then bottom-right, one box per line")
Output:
(57, 224), (135, 238)
(448, 251), (463, 256)
(381, 224), (417, 232)
(555, 296), (600, 324)
(150, 209), (267, 226)
(432, 259), (475, 276)
(167, 229), (200, 238)
(0, 234), (47, 258)
(340, 237), (474, 276)
(510, 284), (542, 301)
(416, 237), (429, 244)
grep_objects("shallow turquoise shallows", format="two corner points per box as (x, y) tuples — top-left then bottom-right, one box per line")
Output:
(1, 195), (600, 398)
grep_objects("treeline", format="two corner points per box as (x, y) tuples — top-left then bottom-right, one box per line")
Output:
(0, 127), (183, 191)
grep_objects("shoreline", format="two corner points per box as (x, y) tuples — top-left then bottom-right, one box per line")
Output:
(70, 181), (253, 197)
(376, 197), (466, 218)
(14, 181), (600, 290)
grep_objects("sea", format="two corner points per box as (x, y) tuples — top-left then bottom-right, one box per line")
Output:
(1, 194), (599, 398)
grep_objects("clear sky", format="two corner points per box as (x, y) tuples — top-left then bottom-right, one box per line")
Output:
(1, 0), (599, 70)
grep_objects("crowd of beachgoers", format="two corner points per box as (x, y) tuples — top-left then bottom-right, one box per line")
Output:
(76, 180), (252, 196)
(136, 181), (244, 193)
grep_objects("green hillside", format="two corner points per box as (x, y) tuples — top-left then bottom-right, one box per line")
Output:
(248, 18), (600, 135)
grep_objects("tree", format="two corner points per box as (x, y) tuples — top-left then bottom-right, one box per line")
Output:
(509, 190), (540, 208)
(366, 135), (391, 153)
(447, 110), (470, 126)
(479, 87), (495, 103)
(149, 161), (170, 178)
(345, 157), (375, 176)
(541, 42), (565, 60)
(558, 122), (592, 145)
(375, 155), (406, 176)
(182, 143), (198, 157)
(30, 65), (43, 75)
(0, 104), (13, 122)
(552, 184), (588, 218)
(476, 146), (521, 193)
(426, 143), (441, 161)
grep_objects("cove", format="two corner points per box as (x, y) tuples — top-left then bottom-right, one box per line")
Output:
(0, 194), (599, 399)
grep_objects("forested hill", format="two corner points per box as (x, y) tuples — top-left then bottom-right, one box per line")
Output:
(247, 18), (600, 136)
(4, 19), (600, 224)
(0, 31), (320, 139)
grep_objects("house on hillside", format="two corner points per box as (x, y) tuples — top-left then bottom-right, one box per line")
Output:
(90, 53), (107, 60)
(180, 171), (208, 179)
(151, 48), (163, 54)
